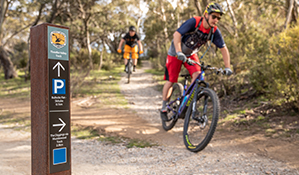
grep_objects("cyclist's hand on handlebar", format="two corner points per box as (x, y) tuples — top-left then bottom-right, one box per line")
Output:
(186, 58), (193, 65)
(117, 49), (122, 53)
(177, 52), (194, 65)
(224, 67), (233, 76)
(139, 50), (144, 54)
(177, 51), (187, 62)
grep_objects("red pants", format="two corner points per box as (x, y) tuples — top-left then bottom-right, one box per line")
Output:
(164, 54), (201, 83)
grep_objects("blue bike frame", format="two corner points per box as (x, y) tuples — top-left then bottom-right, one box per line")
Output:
(167, 69), (209, 118)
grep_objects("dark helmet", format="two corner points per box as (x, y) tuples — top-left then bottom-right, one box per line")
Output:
(129, 26), (136, 32)
(205, 2), (225, 15)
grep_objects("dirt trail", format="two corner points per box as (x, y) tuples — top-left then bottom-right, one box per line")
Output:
(0, 99), (31, 175)
(72, 60), (183, 148)
(0, 60), (299, 174)
(72, 60), (299, 170)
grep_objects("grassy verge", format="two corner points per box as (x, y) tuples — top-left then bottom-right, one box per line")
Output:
(0, 66), (128, 130)
(0, 110), (31, 132)
(72, 125), (158, 148)
(218, 102), (299, 139)
(70, 67), (128, 108)
(0, 71), (31, 131)
(0, 66), (158, 148)
(0, 71), (30, 100)
(144, 69), (164, 92)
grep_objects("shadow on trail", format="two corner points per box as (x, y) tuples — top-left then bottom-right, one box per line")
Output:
(71, 107), (184, 148)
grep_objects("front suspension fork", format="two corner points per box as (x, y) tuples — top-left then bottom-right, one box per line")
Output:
(191, 80), (208, 127)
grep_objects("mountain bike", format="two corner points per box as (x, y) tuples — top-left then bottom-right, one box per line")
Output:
(162, 60), (226, 152)
(120, 51), (133, 83)
(125, 56), (133, 83)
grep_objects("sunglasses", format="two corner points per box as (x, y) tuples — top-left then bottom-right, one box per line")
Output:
(211, 15), (221, 20)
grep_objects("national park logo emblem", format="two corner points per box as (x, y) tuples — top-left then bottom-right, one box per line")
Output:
(50, 31), (66, 49)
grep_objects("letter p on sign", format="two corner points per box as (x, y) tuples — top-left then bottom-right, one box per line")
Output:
(53, 79), (66, 94)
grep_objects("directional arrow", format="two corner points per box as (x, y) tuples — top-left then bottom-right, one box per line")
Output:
(53, 118), (66, 132)
(53, 62), (65, 77)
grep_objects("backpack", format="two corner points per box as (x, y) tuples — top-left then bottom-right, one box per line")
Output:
(185, 16), (216, 41)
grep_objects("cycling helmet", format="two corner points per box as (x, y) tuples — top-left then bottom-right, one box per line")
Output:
(129, 26), (136, 32)
(205, 2), (225, 15)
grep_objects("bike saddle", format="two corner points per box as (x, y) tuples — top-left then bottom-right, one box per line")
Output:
(180, 74), (191, 78)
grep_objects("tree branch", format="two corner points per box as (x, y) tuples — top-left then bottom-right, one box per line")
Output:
(194, 0), (203, 16)
(226, 0), (238, 37)
(285, 0), (295, 29)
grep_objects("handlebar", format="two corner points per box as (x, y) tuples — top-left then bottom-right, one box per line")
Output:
(188, 59), (227, 75)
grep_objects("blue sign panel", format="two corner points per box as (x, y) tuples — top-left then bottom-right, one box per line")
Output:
(52, 79), (66, 94)
(53, 147), (67, 165)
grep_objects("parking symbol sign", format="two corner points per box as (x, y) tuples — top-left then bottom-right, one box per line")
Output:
(53, 79), (66, 94)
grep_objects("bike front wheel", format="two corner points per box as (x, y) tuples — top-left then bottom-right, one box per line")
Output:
(127, 61), (132, 83)
(162, 83), (183, 131)
(183, 88), (220, 152)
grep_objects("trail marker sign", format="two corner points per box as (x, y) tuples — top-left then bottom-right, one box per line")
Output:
(31, 23), (71, 175)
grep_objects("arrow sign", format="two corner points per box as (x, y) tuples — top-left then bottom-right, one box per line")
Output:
(53, 62), (65, 77)
(53, 118), (66, 132)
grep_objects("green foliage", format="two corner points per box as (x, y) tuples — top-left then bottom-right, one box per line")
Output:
(70, 49), (91, 69)
(249, 25), (299, 109)
(270, 26), (299, 107)
(12, 41), (29, 69)
(1, 0), (299, 113)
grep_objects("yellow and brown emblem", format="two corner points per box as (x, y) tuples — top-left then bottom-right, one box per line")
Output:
(50, 31), (67, 49)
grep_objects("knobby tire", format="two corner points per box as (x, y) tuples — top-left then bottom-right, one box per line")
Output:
(162, 83), (183, 131)
(183, 88), (220, 152)
(127, 61), (132, 83)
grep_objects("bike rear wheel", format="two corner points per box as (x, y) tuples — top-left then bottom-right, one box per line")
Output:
(183, 88), (220, 152)
(162, 83), (183, 131)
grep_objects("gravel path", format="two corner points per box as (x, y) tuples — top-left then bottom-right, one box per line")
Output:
(72, 138), (297, 175)
(0, 60), (298, 174)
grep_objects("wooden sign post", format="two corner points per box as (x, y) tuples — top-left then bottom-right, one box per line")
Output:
(30, 23), (71, 175)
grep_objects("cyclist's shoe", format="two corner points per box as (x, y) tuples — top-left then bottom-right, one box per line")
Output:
(133, 66), (136, 72)
(160, 110), (168, 121)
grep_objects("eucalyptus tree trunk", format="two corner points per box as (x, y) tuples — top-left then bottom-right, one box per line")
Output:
(285, 0), (298, 29)
(0, 47), (17, 79)
(25, 2), (46, 81)
(226, 0), (238, 37)
(78, 0), (93, 70)
(86, 27), (93, 70)
(194, 0), (203, 16)
(202, 0), (209, 11)
(98, 39), (105, 70)
(47, 0), (58, 23)
(0, 0), (17, 79)
(160, 3), (169, 43)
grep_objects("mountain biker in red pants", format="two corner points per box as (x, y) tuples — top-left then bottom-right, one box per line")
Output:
(160, 2), (233, 120)
(117, 26), (143, 72)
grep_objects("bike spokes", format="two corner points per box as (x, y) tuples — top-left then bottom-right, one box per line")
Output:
(183, 88), (219, 152)
(162, 83), (183, 131)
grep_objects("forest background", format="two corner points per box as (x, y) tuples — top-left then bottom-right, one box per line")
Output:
(1, 0), (299, 113)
